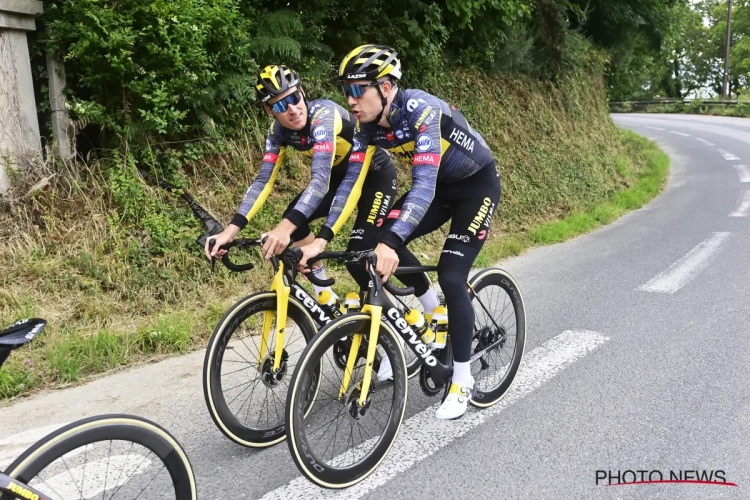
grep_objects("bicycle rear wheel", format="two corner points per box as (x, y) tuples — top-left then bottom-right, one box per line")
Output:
(286, 313), (408, 489)
(3, 414), (196, 499)
(467, 267), (526, 407)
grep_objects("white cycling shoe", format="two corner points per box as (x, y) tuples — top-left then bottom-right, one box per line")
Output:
(377, 354), (393, 381)
(435, 378), (475, 420)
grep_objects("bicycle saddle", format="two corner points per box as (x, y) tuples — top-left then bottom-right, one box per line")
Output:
(0, 318), (47, 347)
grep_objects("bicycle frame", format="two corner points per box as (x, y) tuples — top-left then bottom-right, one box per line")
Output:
(257, 250), (345, 371)
(340, 255), (508, 406)
(0, 474), (51, 500)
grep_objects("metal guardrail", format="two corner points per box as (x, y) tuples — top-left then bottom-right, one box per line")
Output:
(608, 99), (743, 110)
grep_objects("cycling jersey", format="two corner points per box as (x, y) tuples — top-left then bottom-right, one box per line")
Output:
(230, 99), (391, 231)
(317, 88), (496, 247)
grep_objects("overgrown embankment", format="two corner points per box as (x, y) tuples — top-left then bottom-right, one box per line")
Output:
(0, 71), (667, 399)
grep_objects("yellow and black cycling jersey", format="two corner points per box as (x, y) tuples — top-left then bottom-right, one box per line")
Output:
(230, 98), (391, 230)
(317, 88), (495, 246)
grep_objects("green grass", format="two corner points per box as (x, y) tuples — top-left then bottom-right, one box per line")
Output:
(474, 129), (669, 266)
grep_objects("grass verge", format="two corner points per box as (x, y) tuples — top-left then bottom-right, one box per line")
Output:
(474, 129), (668, 267)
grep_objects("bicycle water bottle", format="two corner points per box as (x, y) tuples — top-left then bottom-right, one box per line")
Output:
(429, 305), (448, 349)
(405, 309), (436, 345)
(318, 290), (345, 314)
(344, 292), (361, 312)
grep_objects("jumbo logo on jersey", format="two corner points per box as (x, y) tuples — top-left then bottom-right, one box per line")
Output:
(265, 138), (272, 150)
(313, 126), (327, 141)
(415, 134), (432, 152)
(353, 138), (361, 151)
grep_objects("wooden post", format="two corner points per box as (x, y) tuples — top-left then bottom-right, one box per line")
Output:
(46, 38), (73, 162)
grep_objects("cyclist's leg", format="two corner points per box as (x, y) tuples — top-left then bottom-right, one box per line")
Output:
(435, 165), (501, 419)
(383, 195), (451, 305)
(283, 175), (345, 295)
(345, 163), (398, 291)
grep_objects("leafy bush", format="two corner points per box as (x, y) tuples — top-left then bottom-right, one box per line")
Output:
(42, 0), (257, 137)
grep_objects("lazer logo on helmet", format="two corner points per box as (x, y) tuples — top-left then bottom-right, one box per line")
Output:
(386, 308), (437, 366)
(347, 73), (366, 79)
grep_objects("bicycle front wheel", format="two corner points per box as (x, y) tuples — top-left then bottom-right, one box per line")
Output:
(286, 313), (408, 489)
(3, 414), (196, 500)
(203, 291), (320, 448)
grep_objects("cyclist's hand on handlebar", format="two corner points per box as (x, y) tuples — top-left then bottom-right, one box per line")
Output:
(297, 238), (327, 274)
(374, 242), (399, 283)
(205, 228), (236, 260)
(260, 227), (292, 260)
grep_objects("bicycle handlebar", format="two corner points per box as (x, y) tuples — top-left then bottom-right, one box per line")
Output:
(208, 237), (262, 273)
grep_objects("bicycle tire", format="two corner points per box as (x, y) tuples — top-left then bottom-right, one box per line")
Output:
(3, 414), (196, 500)
(286, 313), (408, 489)
(203, 291), (320, 448)
(466, 267), (526, 408)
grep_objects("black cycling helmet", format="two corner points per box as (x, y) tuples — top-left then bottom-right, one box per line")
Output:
(256, 65), (301, 104)
(338, 45), (402, 82)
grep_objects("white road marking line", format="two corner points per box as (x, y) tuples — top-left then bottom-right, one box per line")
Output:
(734, 165), (750, 183)
(719, 150), (741, 161)
(696, 138), (714, 146)
(669, 131), (690, 137)
(638, 232), (732, 294)
(261, 330), (610, 500)
(729, 191), (750, 217)
(0, 422), (70, 469)
(645, 126), (665, 131)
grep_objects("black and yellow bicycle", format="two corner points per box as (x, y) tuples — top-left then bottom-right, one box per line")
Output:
(284, 250), (526, 488)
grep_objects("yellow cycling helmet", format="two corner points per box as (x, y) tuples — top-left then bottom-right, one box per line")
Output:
(338, 45), (402, 82)
(256, 65), (301, 104)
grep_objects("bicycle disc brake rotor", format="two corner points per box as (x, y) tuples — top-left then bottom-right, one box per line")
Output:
(260, 349), (289, 387)
(473, 325), (506, 370)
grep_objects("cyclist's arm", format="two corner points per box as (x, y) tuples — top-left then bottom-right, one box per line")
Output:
(230, 123), (286, 230)
(316, 127), (374, 242)
(284, 106), (342, 229)
(380, 107), (443, 249)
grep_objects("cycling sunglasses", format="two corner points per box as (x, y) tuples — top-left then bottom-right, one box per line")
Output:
(269, 90), (303, 113)
(341, 82), (381, 99)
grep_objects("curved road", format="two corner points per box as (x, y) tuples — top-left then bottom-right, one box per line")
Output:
(2, 113), (749, 498)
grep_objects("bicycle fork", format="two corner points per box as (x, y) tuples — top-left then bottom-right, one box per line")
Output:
(338, 305), (382, 406)
(257, 261), (290, 372)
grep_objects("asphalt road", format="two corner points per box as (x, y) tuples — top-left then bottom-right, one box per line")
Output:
(2, 113), (749, 499)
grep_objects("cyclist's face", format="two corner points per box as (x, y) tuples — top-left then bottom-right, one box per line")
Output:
(346, 80), (391, 123)
(266, 87), (307, 130)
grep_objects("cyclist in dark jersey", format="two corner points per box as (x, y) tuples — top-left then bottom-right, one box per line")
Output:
(298, 46), (502, 420)
(206, 64), (397, 298)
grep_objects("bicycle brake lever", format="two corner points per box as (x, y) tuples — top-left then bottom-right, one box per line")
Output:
(208, 238), (217, 275)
